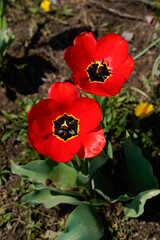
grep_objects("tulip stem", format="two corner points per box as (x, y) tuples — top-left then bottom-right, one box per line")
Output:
(76, 155), (81, 168)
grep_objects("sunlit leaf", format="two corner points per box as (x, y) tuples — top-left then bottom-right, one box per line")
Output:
(21, 189), (81, 208)
(48, 162), (78, 191)
(11, 159), (57, 185)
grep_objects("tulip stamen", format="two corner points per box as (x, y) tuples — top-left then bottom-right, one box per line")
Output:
(86, 61), (111, 83)
(52, 113), (79, 141)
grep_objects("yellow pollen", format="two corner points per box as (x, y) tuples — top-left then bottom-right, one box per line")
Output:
(61, 120), (69, 129)
(96, 63), (104, 74)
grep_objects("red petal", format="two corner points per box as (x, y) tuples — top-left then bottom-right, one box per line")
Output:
(64, 45), (89, 78)
(65, 97), (102, 133)
(113, 55), (134, 79)
(27, 99), (60, 126)
(44, 135), (81, 163)
(73, 32), (97, 62)
(72, 74), (125, 97)
(95, 33), (128, 69)
(31, 117), (53, 137)
(78, 127), (106, 158)
(47, 82), (81, 113)
(27, 129), (46, 155)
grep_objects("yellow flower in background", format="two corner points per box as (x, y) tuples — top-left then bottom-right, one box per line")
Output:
(134, 102), (154, 119)
(40, 0), (51, 12)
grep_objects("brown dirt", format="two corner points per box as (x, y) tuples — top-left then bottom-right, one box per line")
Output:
(0, 0), (160, 239)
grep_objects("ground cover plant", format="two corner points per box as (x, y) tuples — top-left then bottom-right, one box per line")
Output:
(0, 0), (160, 239)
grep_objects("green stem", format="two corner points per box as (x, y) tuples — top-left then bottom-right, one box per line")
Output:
(133, 38), (160, 61)
(76, 155), (81, 168)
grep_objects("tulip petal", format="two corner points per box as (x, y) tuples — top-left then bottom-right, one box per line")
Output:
(27, 130), (46, 155)
(27, 99), (60, 125)
(45, 135), (82, 163)
(65, 97), (102, 133)
(31, 117), (53, 137)
(78, 127), (106, 159)
(72, 74), (126, 97)
(74, 31), (97, 62)
(113, 55), (134, 79)
(47, 82), (81, 112)
(64, 45), (89, 78)
(95, 33), (128, 69)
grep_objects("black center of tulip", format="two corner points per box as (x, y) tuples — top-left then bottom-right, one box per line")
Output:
(53, 114), (78, 141)
(86, 61), (111, 83)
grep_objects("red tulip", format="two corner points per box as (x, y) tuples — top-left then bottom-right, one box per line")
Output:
(64, 32), (134, 96)
(27, 82), (106, 163)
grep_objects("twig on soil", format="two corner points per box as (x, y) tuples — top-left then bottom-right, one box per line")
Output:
(106, 0), (154, 6)
(133, 37), (160, 61)
(135, 0), (154, 7)
(88, 0), (143, 20)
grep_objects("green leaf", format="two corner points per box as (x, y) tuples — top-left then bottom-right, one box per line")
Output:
(89, 199), (106, 206)
(95, 96), (107, 110)
(48, 162), (78, 191)
(76, 172), (91, 195)
(95, 188), (132, 203)
(21, 189), (81, 208)
(56, 203), (104, 240)
(89, 151), (109, 179)
(2, 128), (17, 141)
(1, 110), (17, 122)
(107, 141), (113, 159)
(0, 0), (8, 17)
(124, 189), (160, 218)
(32, 184), (84, 198)
(124, 131), (158, 195)
(11, 159), (57, 185)
(0, 30), (14, 57)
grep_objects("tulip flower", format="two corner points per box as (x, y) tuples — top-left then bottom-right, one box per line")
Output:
(64, 32), (134, 96)
(27, 82), (106, 163)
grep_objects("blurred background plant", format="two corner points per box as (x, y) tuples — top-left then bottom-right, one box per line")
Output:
(0, 0), (14, 66)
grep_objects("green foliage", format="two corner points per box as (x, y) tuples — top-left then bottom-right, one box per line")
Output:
(141, 53), (160, 106)
(1, 96), (39, 143)
(103, 91), (136, 139)
(124, 189), (160, 218)
(21, 188), (82, 208)
(76, 172), (91, 196)
(55, 5), (73, 17)
(11, 159), (57, 185)
(0, 30), (14, 58)
(0, 165), (10, 185)
(49, 163), (78, 191)
(89, 151), (109, 179)
(0, 209), (12, 227)
(0, 0), (14, 63)
(93, 131), (158, 208)
(56, 203), (104, 240)
(124, 131), (158, 195)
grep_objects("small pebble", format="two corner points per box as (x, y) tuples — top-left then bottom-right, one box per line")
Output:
(122, 31), (134, 42)
(145, 15), (154, 24)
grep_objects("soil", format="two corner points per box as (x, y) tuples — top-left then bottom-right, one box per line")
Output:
(0, 0), (160, 239)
